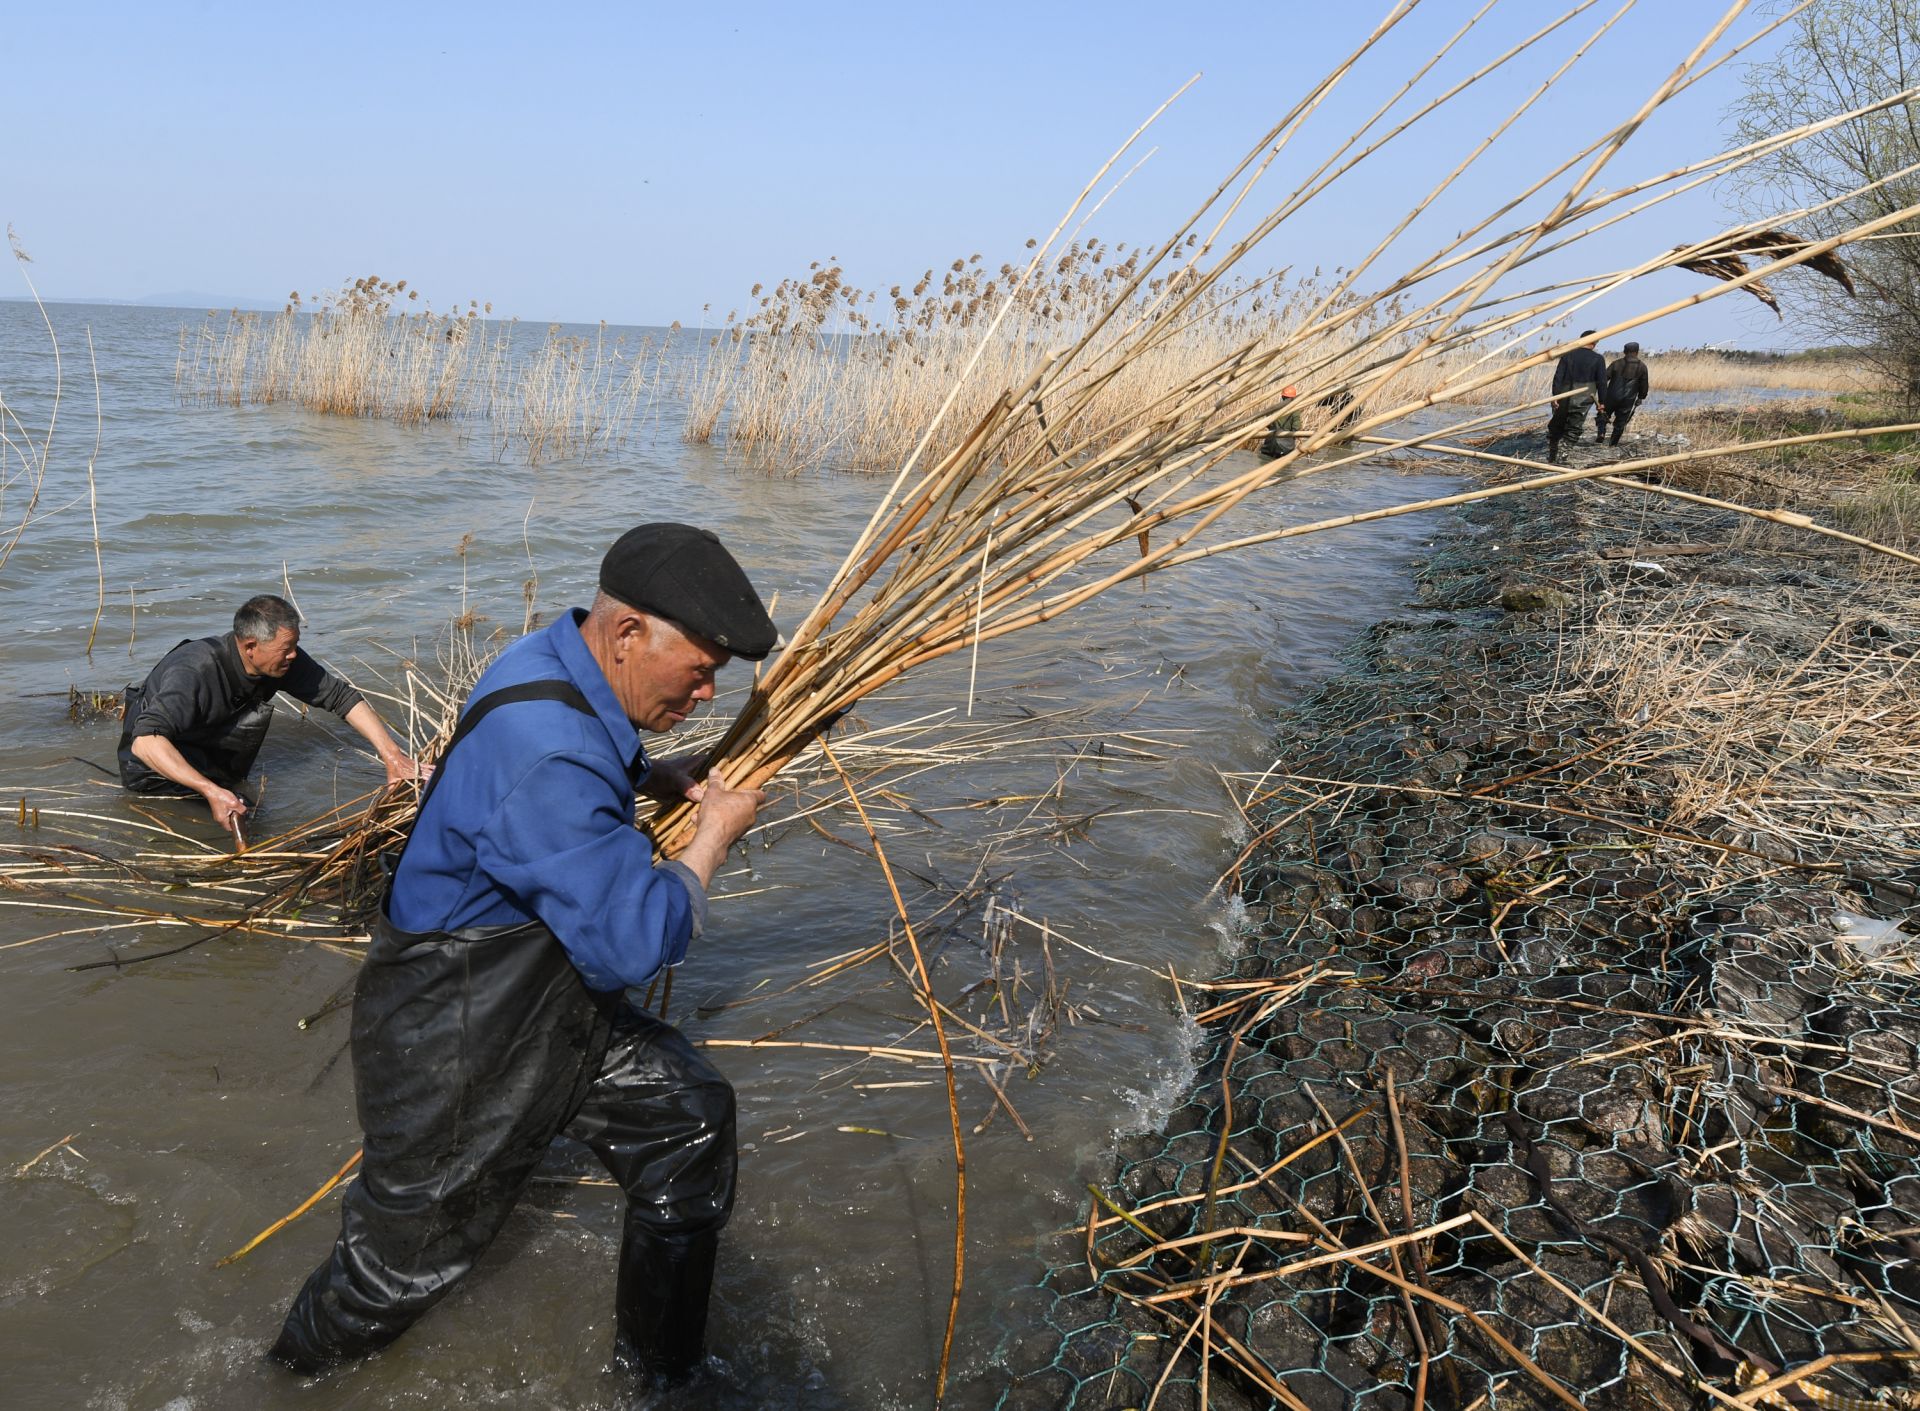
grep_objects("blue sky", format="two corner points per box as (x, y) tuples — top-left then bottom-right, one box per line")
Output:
(3, 2), (1827, 348)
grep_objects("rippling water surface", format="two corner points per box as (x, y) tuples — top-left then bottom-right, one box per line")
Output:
(0, 302), (1461, 1409)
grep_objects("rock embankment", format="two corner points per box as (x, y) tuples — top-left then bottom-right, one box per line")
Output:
(995, 444), (1920, 1411)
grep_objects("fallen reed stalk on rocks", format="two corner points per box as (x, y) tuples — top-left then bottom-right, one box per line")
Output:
(1007, 413), (1920, 1408)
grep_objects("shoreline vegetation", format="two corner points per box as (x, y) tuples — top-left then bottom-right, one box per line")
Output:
(676, 251), (1554, 475)
(166, 260), (1898, 479)
(1002, 406), (1920, 1410)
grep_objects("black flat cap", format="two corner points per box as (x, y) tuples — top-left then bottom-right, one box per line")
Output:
(599, 523), (778, 660)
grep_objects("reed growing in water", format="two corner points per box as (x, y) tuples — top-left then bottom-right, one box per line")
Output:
(175, 276), (662, 463)
(680, 248), (1546, 475)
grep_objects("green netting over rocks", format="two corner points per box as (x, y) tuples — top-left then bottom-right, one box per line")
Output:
(992, 469), (1920, 1411)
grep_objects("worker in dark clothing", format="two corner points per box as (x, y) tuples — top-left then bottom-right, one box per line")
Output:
(1257, 384), (1364, 458)
(1546, 330), (1608, 463)
(270, 523), (776, 1392)
(118, 595), (418, 829)
(1256, 384), (1302, 458)
(1594, 340), (1651, 446)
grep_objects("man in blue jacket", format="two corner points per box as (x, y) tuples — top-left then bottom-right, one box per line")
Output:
(271, 523), (775, 1389)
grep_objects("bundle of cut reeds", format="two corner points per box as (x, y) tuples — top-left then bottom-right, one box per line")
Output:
(645, 1), (1920, 861)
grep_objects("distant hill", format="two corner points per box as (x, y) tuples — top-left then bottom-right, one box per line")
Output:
(0, 291), (281, 312)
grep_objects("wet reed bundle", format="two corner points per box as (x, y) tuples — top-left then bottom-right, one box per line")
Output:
(646, 2), (1920, 862)
(0, 644), (1176, 959)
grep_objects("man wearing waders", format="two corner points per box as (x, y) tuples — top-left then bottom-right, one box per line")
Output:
(271, 523), (775, 1390)
(1594, 340), (1651, 446)
(1546, 330), (1607, 463)
(118, 594), (419, 830)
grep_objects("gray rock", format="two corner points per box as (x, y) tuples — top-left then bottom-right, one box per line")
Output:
(1500, 582), (1574, 612)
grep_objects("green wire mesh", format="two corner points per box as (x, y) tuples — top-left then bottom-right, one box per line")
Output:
(992, 487), (1920, 1411)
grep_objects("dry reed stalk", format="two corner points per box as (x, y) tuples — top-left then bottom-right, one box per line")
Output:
(81, 328), (106, 654)
(633, 6), (1920, 865)
(1, 226), (61, 573)
(819, 739), (965, 1400)
(214, 1149), (363, 1268)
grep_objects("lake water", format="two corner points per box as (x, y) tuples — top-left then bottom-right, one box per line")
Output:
(0, 301), (1463, 1409)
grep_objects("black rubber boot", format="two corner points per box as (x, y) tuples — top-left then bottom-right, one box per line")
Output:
(1546, 436), (1561, 464)
(267, 1315), (338, 1377)
(614, 1222), (720, 1386)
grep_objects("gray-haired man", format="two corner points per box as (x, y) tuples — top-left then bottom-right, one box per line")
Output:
(118, 594), (419, 828)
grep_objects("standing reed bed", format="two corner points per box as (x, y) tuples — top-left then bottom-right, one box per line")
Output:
(680, 252), (1540, 475)
(175, 277), (664, 464)
(1640, 349), (1893, 394)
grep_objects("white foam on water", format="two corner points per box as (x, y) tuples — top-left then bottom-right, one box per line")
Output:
(1110, 1005), (1206, 1140)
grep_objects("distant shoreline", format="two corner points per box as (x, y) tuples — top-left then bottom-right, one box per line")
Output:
(0, 294), (281, 312)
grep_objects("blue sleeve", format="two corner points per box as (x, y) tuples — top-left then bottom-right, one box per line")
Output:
(471, 750), (705, 991)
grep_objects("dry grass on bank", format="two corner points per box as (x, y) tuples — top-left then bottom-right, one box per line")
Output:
(1643, 350), (1893, 394)
(1641, 401), (1920, 566)
(1560, 405), (1920, 863)
(1568, 586), (1920, 864)
(174, 276), (664, 463)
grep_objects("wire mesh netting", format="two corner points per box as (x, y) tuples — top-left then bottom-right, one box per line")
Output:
(992, 482), (1920, 1411)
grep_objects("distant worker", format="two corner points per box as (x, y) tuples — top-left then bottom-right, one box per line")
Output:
(1594, 340), (1650, 447)
(1257, 384), (1362, 459)
(1546, 329), (1607, 463)
(118, 595), (419, 829)
(1257, 384), (1303, 458)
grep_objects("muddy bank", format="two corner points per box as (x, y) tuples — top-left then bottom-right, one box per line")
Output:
(993, 430), (1920, 1410)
